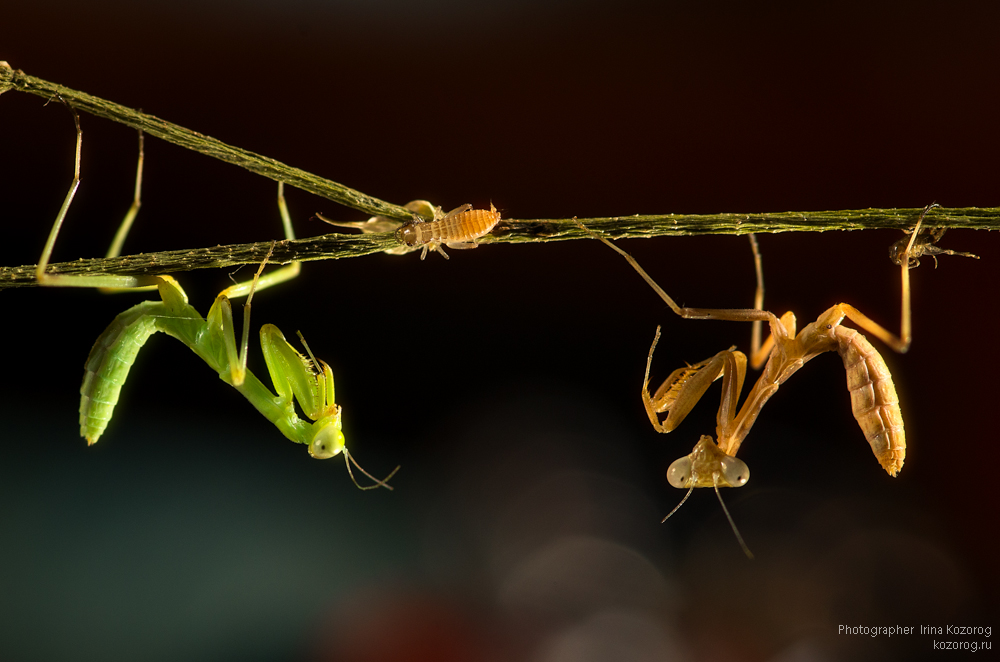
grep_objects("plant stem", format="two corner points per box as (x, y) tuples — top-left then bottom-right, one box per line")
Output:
(2, 64), (996, 290)
(0, 62), (413, 221)
(2, 208), (995, 289)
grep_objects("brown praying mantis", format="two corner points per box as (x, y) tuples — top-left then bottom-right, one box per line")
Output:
(578, 207), (975, 555)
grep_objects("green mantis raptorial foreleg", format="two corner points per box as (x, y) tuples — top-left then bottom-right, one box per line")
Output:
(80, 247), (396, 489)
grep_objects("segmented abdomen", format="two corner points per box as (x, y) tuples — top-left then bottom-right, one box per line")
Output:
(835, 326), (905, 476)
(413, 207), (500, 245)
(79, 302), (163, 445)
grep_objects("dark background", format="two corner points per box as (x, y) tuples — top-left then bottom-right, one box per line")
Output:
(2, 1), (997, 660)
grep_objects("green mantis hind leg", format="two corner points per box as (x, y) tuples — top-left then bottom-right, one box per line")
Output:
(216, 182), (302, 300)
(103, 131), (144, 269)
(36, 103), (302, 295)
(203, 241), (284, 390)
(204, 182), (304, 386)
(94, 129), (157, 293)
(35, 104), (159, 289)
(210, 183), (303, 388)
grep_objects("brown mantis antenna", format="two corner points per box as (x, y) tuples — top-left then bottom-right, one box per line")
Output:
(712, 475), (753, 559)
(661, 487), (694, 524)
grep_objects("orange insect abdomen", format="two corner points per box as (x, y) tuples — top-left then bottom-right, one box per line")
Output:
(835, 326), (905, 476)
(415, 206), (501, 245)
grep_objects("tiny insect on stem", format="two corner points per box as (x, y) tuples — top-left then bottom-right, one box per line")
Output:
(395, 203), (502, 259)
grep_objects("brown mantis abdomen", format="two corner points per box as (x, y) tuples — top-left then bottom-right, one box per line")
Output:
(835, 325), (905, 476)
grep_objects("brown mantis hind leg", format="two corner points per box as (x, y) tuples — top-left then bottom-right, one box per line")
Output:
(889, 204), (979, 269)
(834, 203), (937, 355)
(748, 234), (766, 365)
(575, 220), (776, 432)
(574, 220), (787, 338)
(856, 203), (979, 354)
(744, 234), (799, 370)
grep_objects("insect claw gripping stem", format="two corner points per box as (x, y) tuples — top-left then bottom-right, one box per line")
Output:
(889, 203), (980, 269)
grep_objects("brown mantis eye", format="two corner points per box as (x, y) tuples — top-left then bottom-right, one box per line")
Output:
(720, 456), (750, 486)
(666, 457), (693, 488)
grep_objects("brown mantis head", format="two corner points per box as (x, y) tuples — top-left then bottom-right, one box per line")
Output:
(663, 435), (754, 558)
(666, 435), (750, 489)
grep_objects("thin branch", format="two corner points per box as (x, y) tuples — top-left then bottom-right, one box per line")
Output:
(1, 208), (995, 289)
(0, 62), (413, 221)
(2, 64), (996, 290)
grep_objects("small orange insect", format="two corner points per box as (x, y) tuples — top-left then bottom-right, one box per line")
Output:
(395, 203), (501, 260)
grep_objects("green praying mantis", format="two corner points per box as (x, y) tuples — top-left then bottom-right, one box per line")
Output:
(34, 103), (396, 489)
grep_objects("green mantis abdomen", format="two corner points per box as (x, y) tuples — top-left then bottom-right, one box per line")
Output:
(79, 301), (165, 445)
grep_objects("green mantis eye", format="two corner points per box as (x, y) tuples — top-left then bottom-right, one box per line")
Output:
(719, 455), (750, 487)
(666, 457), (693, 488)
(308, 421), (345, 460)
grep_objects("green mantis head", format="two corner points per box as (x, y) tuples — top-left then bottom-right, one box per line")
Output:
(307, 411), (345, 459)
(306, 409), (400, 491)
